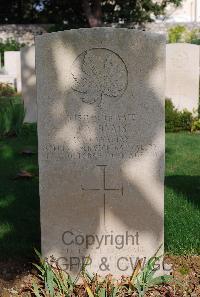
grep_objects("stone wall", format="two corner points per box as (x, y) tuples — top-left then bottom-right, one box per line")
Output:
(0, 24), (50, 45)
(145, 22), (200, 35)
(111, 21), (200, 36)
(0, 22), (200, 45)
(0, 23), (200, 45)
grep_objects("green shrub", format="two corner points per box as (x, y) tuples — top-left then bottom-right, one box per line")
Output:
(191, 38), (200, 45)
(165, 99), (193, 132)
(168, 25), (187, 43)
(191, 118), (200, 132)
(185, 28), (199, 43)
(178, 109), (193, 130)
(165, 99), (178, 131)
(168, 25), (199, 44)
(0, 83), (16, 97)
(0, 97), (25, 138)
(0, 38), (25, 66)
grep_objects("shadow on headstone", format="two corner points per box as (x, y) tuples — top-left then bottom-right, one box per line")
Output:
(36, 28), (165, 277)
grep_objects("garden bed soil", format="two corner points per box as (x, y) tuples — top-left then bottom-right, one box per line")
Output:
(0, 256), (199, 296)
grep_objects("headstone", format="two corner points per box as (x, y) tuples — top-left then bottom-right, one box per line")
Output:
(36, 28), (165, 277)
(166, 43), (199, 113)
(4, 51), (22, 92)
(21, 46), (37, 123)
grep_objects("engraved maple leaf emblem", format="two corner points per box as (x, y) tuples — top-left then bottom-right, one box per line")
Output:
(71, 48), (128, 106)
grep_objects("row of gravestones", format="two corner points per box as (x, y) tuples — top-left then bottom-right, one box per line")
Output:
(1, 29), (198, 276)
(0, 42), (199, 123)
(21, 42), (200, 123)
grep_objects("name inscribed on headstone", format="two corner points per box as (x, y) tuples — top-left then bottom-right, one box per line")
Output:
(41, 113), (157, 161)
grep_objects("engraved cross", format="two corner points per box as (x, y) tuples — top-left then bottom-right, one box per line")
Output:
(81, 165), (123, 226)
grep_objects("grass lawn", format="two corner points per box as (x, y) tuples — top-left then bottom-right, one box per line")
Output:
(0, 124), (40, 260)
(165, 132), (200, 255)
(0, 127), (199, 260)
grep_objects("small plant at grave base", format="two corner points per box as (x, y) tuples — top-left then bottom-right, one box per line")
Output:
(28, 249), (76, 297)
(80, 257), (121, 297)
(25, 247), (173, 297)
(0, 83), (16, 97)
(126, 246), (172, 297)
(178, 266), (190, 276)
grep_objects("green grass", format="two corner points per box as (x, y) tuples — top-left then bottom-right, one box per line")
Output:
(165, 132), (200, 255)
(0, 95), (22, 106)
(0, 124), (40, 260)
(0, 127), (199, 260)
(0, 96), (25, 138)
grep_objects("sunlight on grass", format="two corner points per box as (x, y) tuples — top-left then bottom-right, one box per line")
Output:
(165, 133), (200, 255)
(0, 124), (40, 259)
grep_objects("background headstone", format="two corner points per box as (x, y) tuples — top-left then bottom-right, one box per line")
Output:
(166, 43), (200, 113)
(36, 28), (165, 277)
(21, 46), (37, 123)
(4, 51), (22, 92)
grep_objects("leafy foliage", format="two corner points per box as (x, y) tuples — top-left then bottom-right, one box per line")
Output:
(31, 250), (75, 297)
(168, 25), (200, 44)
(0, 96), (25, 138)
(191, 118), (200, 132)
(165, 99), (193, 132)
(0, 38), (25, 65)
(168, 25), (187, 43)
(0, 83), (16, 97)
(0, 0), (183, 28)
(191, 38), (200, 45)
(129, 247), (172, 297)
